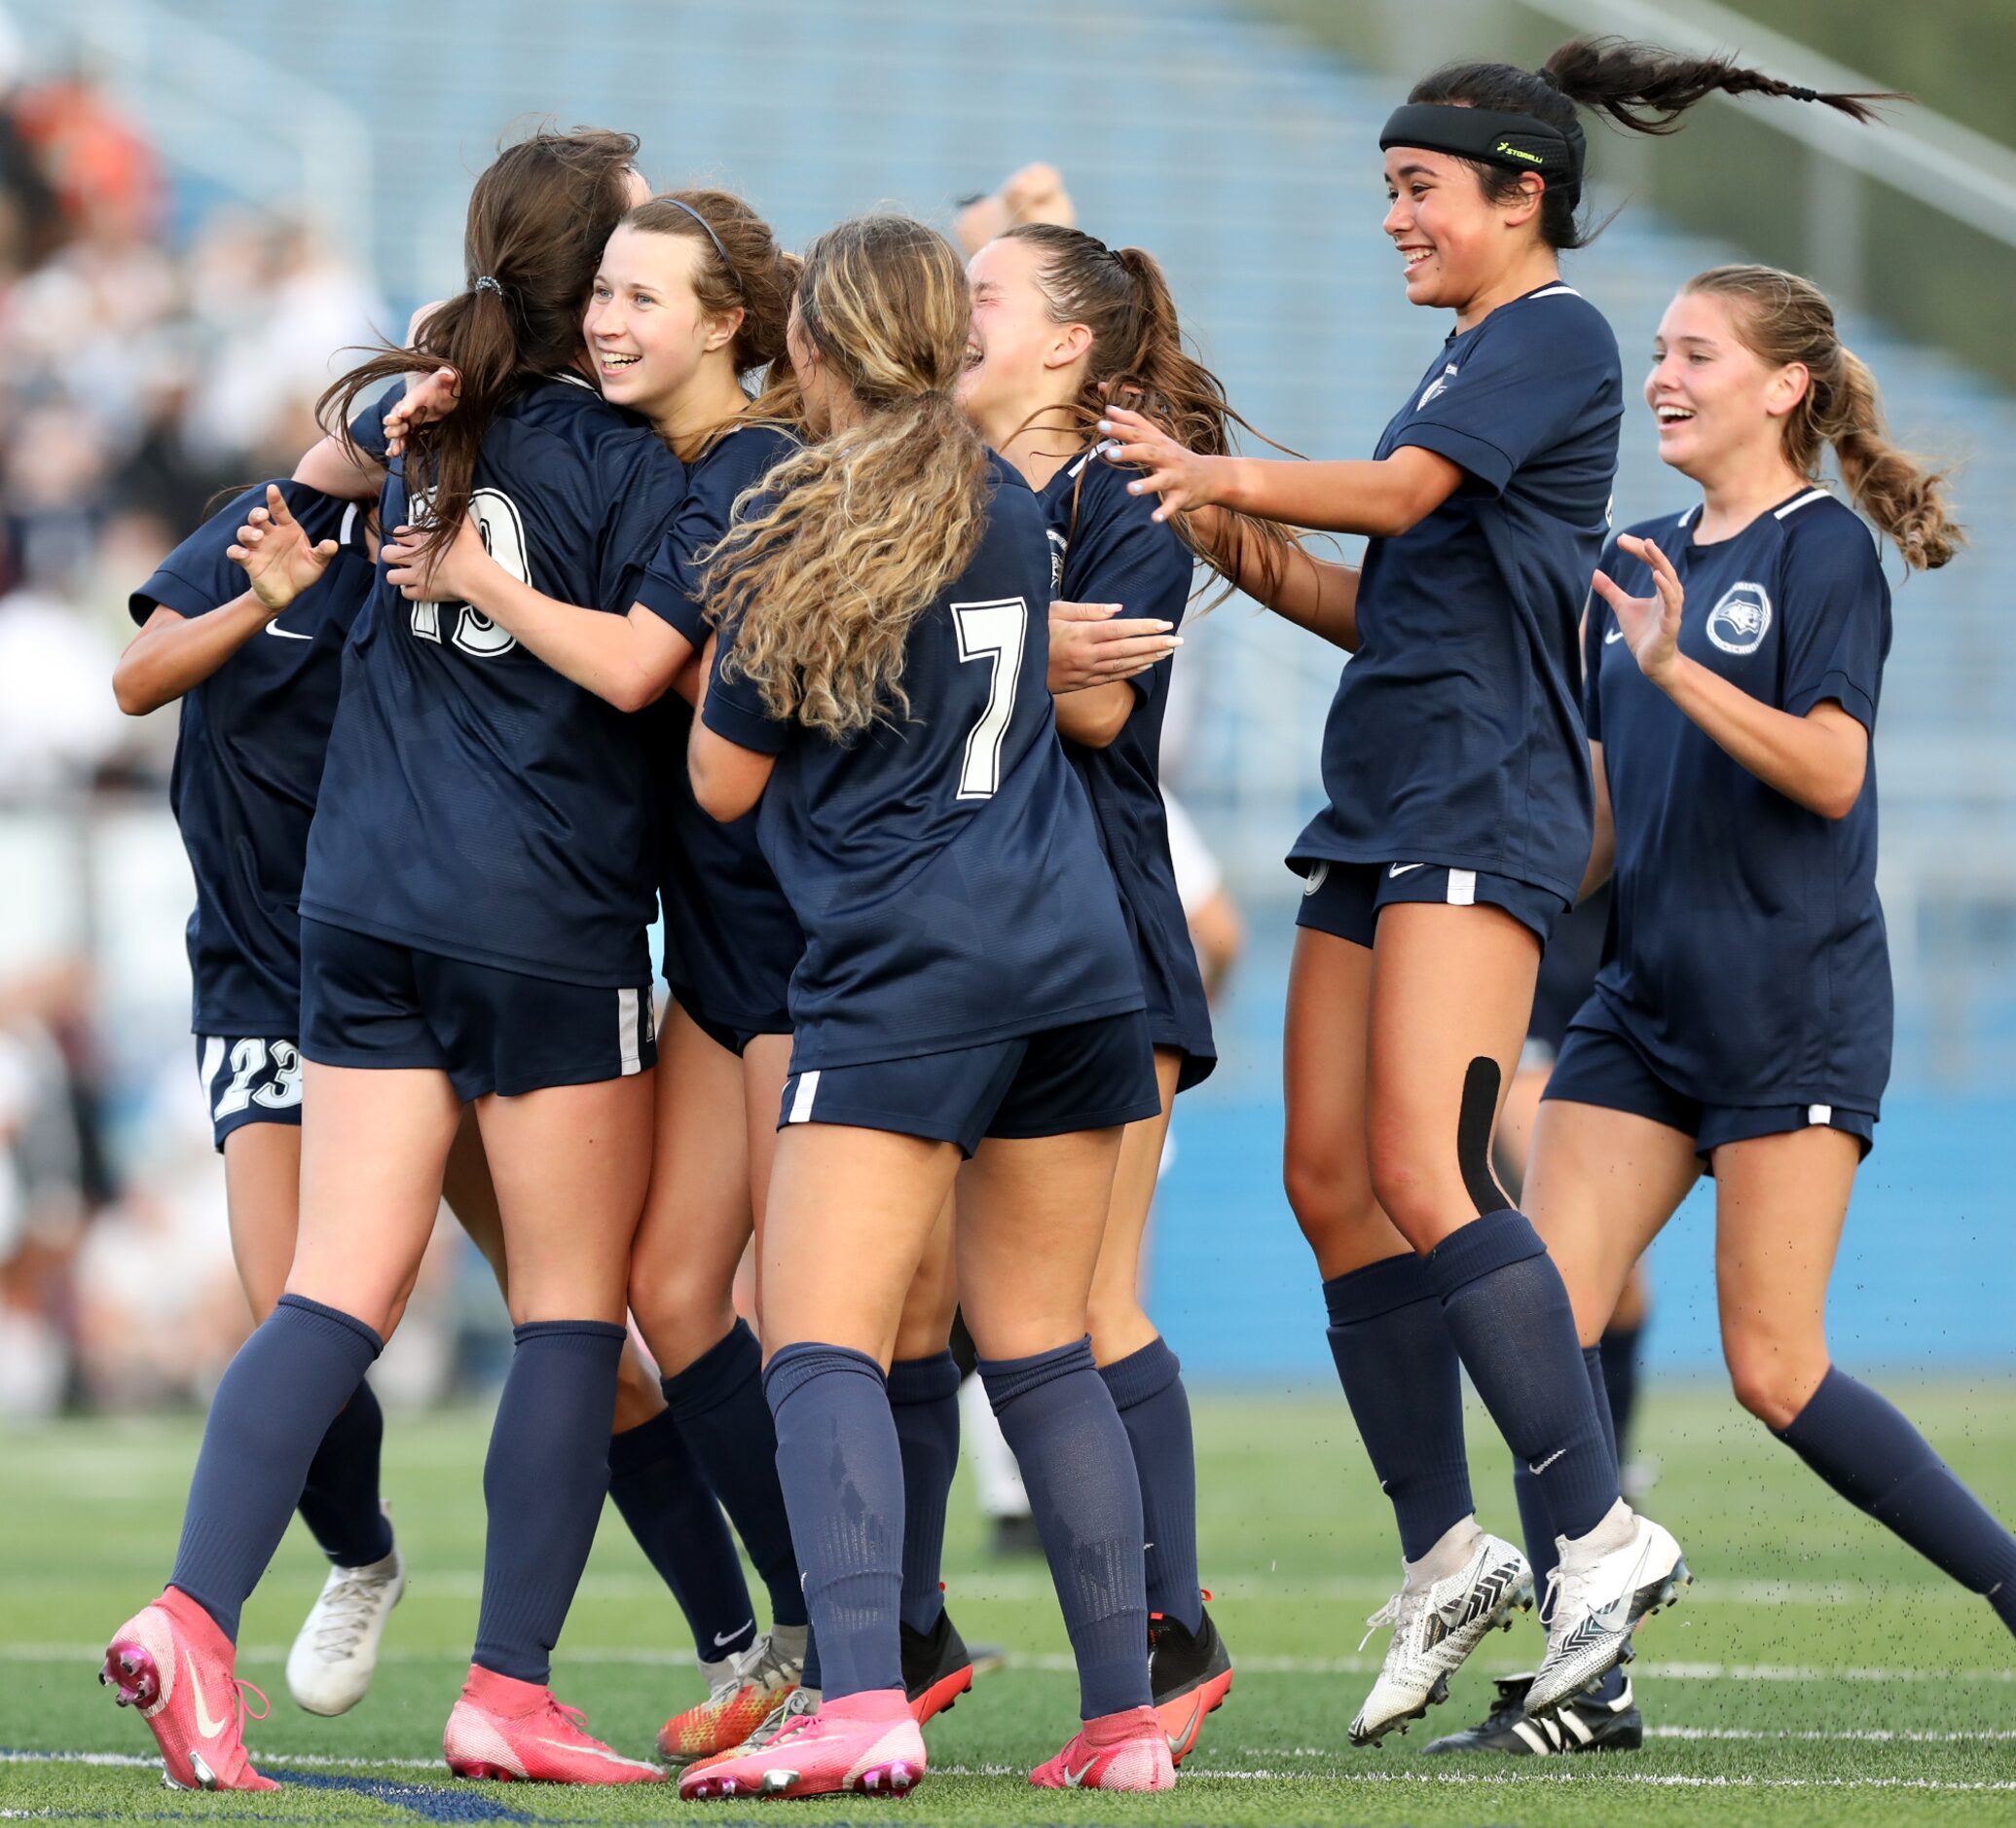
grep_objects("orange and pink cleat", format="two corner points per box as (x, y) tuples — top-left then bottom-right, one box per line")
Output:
(678, 1687), (925, 1801)
(100, 1588), (277, 1792)
(1030, 1703), (1179, 1791)
(443, 1664), (663, 1783)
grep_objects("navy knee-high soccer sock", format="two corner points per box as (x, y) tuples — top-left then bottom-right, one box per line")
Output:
(763, 1343), (903, 1700)
(887, 1352), (961, 1635)
(1512, 1346), (1628, 1700)
(1778, 1368), (2016, 1635)
(472, 1320), (626, 1683)
(296, 1378), (394, 1569)
(171, 1294), (381, 1640)
(981, 1337), (1151, 1720)
(661, 1321), (808, 1628)
(1426, 1210), (1616, 1543)
(1323, 1255), (1474, 1561)
(607, 1408), (757, 1663)
(1098, 1337), (1203, 1633)
(1601, 1320), (1646, 1459)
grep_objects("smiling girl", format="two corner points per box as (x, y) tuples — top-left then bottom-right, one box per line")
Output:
(1449, 264), (2012, 1752)
(1099, 38), (1892, 1737)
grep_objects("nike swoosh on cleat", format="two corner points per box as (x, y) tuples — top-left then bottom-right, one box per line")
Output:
(187, 1654), (228, 1740)
(714, 1624), (754, 1648)
(1165, 1700), (1202, 1755)
(1063, 1758), (1098, 1788)
(535, 1738), (656, 1769)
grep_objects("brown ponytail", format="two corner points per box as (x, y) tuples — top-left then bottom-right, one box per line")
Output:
(621, 188), (806, 440)
(1001, 222), (1294, 601)
(1410, 40), (1904, 250)
(1686, 264), (1961, 570)
(317, 125), (641, 558)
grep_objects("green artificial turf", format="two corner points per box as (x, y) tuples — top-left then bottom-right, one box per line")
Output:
(5, 1387), (2014, 1824)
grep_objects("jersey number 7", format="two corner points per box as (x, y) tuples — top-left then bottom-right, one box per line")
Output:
(952, 598), (1027, 801)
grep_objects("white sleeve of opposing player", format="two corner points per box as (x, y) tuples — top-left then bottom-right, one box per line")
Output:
(1161, 787), (1222, 918)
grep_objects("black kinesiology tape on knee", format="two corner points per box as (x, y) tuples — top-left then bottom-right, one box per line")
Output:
(1457, 1056), (1514, 1218)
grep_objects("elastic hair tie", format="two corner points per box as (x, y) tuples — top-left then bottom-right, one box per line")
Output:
(473, 274), (503, 296)
(1785, 83), (1821, 102)
(1535, 65), (1562, 91)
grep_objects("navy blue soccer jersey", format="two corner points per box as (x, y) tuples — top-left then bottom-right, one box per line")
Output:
(1044, 443), (1215, 1086)
(1581, 487), (1893, 1112)
(302, 375), (686, 986)
(634, 420), (803, 1029)
(1291, 282), (1622, 904)
(131, 481), (376, 1036)
(702, 455), (1145, 1069)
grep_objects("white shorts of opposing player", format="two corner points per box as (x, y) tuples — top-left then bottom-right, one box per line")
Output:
(286, 1539), (406, 1716)
(1526, 1499), (1689, 1715)
(1348, 1523), (1533, 1746)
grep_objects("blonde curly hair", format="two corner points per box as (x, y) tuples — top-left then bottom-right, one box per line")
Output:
(704, 214), (991, 738)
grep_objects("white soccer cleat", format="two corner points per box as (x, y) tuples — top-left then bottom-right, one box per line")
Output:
(1526, 1503), (1689, 1716)
(1347, 1532), (1533, 1746)
(285, 1542), (405, 1716)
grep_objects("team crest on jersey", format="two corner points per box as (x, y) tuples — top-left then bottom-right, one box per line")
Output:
(1045, 528), (1067, 595)
(1704, 581), (1772, 656)
(1417, 362), (1458, 410)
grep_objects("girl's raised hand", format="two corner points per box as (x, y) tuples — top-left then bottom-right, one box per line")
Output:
(1047, 600), (1182, 693)
(227, 484), (338, 612)
(384, 510), (490, 603)
(1096, 405), (1227, 524)
(1591, 533), (1686, 688)
(383, 365), (461, 457)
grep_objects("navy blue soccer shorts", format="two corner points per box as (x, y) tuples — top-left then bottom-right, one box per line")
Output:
(300, 918), (656, 1100)
(776, 1011), (1160, 1157)
(1295, 859), (1567, 949)
(1545, 1019), (1875, 1166)
(196, 1035), (304, 1152)
(668, 983), (789, 1061)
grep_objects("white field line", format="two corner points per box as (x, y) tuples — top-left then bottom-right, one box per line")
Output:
(7, 1641), (2016, 1684)
(5, 1748), (2014, 1794)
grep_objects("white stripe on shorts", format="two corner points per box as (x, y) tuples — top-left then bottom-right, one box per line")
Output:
(199, 1035), (223, 1097)
(1808, 1103), (1833, 1126)
(1448, 868), (1478, 907)
(788, 1069), (821, 1124)
(618, 988), (641, 1076)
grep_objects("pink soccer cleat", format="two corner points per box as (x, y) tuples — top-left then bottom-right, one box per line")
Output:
(678, 1687), (925, 1801)
(100, 1587), (278, 1792)
(1031, 1704), (1178, 1791)
(442, 1663), (663, 1783)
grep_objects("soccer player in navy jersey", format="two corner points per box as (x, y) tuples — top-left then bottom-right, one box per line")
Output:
(1098, 39), (1891, 1735)
(674, 213), (1172, 1800)
(955, 219), (1295, 1764)
(1472, 265), (2013, 1750)
(99, 128), (684, 1790)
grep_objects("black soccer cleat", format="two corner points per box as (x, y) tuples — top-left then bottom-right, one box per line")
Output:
(1422, 1670), (1643, 1756)
(1149, 1600), (1233, 1766)
(900, 1605), (974, 1725)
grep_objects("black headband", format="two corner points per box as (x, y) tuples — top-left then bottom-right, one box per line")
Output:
(1380, 102), (1585, 196)
(661, 198), (739, 286)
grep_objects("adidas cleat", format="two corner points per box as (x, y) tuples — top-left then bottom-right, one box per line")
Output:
(1425, 1670), (1642, 1755)
(1347, 1532), (1533, 1746)
(286, 1539), (404, 1717)
(678, 1688), (924, 1801)
(902, 1606), (974, 1724)
(101, 1588), (278, 1792)
(656, 1625), (804, 1764)
(444, 1664), (662, 1782)
(1527, 1503), (1689, 1715)
(1149, 1600), (1233, 1766)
